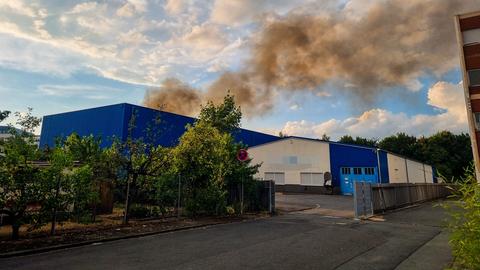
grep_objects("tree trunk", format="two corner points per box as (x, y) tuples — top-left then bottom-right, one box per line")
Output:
(123, 174), (132, 225)
(11, 223), (20, 240)
(51, 176), (61, 236)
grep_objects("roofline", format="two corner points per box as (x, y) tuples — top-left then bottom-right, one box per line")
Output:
(41, 103), (279, 139)
(456, 10), (480, 19)
(249, 135), (432, 166)
(248, 136), (329, 149)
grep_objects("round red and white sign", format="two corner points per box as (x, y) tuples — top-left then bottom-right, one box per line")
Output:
(237, 149), (249, 162)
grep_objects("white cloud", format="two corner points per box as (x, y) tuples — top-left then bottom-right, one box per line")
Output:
(0, 1), (37, 17)
(282, 81), (468, 139)
(289, 103), (301, 110)
(211, 0), (267, 26)
(37, 84), (122, 100)
(165, 0), (186, 15)
(69, 2), (98, 14)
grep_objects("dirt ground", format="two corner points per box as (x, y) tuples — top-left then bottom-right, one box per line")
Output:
(0, 209), (266, 254)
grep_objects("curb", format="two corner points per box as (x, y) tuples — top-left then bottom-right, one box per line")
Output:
(0, 222), (224, 259)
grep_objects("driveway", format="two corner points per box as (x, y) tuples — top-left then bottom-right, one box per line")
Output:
(0, 201), (450, 270)
(276, 193), (354, 218)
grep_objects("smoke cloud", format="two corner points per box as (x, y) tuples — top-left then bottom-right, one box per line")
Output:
(144, 0), (480, 116)
(143, 78), (201, 115)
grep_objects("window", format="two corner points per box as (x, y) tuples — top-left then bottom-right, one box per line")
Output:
(353, 168), (362, 175)
(341, 167), (351, 174)
(364, 167), (375, 175)
(475, 113), (480, 131)
(468, 69), (480, 86)
(288, 156), (298, 164)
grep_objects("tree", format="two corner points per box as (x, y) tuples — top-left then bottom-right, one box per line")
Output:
(64, 134), (104, 221)
(172, 121), (231, 216)
(198, 94), (241, 134)
(0, 108), (42, 239)
(194, 94), (260, 214)
(320, 134), (330, 141)
(378, 133), (418, 157)
(42, 144), (74, 235)
(109, 111), (170, 224)
(419, 131), (472, 181)
(339, 135), (377, 147)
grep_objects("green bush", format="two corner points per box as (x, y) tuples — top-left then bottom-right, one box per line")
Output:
(445, 165), (480, 269)
(129, 204), (152, 219)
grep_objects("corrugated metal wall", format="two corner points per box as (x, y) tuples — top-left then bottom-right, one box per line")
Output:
(329, 143), (381, 187)
(39, 103), (280, 148)
(249, 137), (331, 186)
(39, 104), (126, 148)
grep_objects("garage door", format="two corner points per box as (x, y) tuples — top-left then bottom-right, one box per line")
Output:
(300, 172), (323, 186)
(265, 172), (285, 185)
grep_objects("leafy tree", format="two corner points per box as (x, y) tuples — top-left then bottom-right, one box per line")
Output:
(0, 109), (42, 239)
(172, 121), (231, 216)
(198, 95), (260, 215)
(42, 145), (74, 235)
(320, 134), (330, 141)
(198, 94), (241, 134)
(378, 133), (418, 157)
(69, 165), (97, 223)
(64, 134), (105, 221)
(338, 135), (355, 144)
(419, 131), (472, 181)
(339, 135), (377, 147)
(110, 111), (170, 224)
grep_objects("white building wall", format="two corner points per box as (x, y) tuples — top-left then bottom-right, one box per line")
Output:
(424, 165), (434, 183)
(387, 153), (434, 183)
(248, 138), (331, 186)
(407, 159), (426, 183)
(387, 153), (408, 183)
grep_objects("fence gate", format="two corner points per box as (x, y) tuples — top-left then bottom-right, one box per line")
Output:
(353, 181), (374, 219)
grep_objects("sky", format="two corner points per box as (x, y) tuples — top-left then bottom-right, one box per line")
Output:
(0, 0), (477, 139)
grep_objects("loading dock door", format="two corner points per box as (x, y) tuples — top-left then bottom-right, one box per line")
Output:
(300, 172), (324, 186)
(340, 167), (377, 195)
(265, 172), (285, 185)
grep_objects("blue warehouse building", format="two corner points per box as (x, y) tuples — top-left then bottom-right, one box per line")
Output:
(39, 103), (280, 149)
(40, 104), (435, 195)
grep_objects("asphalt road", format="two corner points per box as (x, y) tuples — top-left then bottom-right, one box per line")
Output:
(0, 200), (449, 270)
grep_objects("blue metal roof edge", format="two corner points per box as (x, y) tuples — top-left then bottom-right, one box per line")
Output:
(41, 102), (279, 141)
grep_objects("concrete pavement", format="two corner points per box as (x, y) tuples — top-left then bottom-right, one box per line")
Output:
(0, 200), (451, 270)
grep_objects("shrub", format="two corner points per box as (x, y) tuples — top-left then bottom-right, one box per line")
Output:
(445, 165), (480, 269)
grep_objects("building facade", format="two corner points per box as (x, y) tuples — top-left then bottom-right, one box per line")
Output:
(249, 137), (435, 195)
(39, 103), (280, 149)
(455, 11), (480, 182)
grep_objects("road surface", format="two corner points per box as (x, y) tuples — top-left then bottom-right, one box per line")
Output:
(1, 198), (450, 270)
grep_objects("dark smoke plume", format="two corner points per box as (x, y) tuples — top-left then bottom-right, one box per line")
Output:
(144, 0), (480, 116)
(143, 78), (201, 115)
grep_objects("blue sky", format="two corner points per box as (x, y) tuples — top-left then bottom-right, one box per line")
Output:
(0, 0), (474, 139)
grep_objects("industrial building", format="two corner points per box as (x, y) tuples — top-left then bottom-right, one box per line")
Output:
(249, 137), (436, 195)
(39, 104), (435, 196)
(39, 103), (279, 149)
